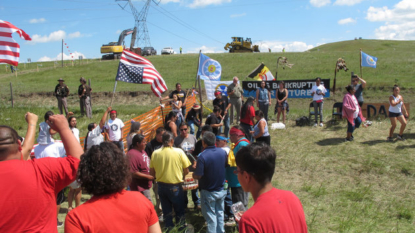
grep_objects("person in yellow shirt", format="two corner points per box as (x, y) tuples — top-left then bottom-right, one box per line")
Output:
(150, 131), (191, 231)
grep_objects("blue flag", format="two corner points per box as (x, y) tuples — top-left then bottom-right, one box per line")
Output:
(197, 53), (222, 81)
(361, 51), (378, 68)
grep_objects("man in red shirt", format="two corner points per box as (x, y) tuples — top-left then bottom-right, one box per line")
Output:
(0, 113), (83, 232)
(235, 143), (308, 233)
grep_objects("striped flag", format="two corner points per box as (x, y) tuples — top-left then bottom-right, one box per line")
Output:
(116, 50), (167, 97)
(247, 63), (275, 81)
(0, 20), (31, 66)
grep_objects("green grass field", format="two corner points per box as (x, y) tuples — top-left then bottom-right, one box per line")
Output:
(1, 39), (414, 232)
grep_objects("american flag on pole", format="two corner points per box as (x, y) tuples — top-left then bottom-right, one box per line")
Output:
(116, 50), (167, 97)
(0, 20), (31, 66)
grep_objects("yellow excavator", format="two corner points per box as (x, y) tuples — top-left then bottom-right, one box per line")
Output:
(224, 37), (260, 53)
(101, 27), (138, 59)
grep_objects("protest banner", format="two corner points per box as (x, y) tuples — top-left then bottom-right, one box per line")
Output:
(242, 79), (330, 99)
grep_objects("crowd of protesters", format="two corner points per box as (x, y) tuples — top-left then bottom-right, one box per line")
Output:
(0, 80), (311, 233)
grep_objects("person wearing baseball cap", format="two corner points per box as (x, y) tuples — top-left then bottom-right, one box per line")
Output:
(54, 78), (70, 116)
(185, 104), (202, 139)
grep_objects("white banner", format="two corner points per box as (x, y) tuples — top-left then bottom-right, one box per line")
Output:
(204, 80), (234, 100)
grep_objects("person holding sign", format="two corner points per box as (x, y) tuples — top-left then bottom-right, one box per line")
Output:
(387, 85), (409, 141)
(256, 81), (271, 122)
(311, 77), (327, 127)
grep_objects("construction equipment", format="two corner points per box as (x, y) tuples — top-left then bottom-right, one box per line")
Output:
(101, 28), (137, 59)
(224, 37), (260, 53)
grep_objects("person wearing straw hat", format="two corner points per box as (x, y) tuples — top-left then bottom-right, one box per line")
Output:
(54, 78), (70, 116)
(186, 104), (202, 139)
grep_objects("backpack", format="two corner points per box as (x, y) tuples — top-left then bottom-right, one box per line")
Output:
(296, 116), (310, 127)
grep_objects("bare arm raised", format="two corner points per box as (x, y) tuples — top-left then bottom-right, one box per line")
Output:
(21, 112), (38, 160)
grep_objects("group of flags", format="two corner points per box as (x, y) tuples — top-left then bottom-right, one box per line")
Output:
(1, 19), (379, 99)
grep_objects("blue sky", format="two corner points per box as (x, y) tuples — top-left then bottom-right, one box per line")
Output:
(1, 0), (414, 63)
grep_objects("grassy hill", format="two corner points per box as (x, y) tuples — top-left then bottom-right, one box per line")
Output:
(1, 40), (415, 232)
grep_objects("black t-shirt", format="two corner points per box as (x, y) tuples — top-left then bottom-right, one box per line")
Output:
(144, 138), (163, 159)
(213, 96), (229, 118)
(185, 108), (201, 124)
(192, 140), (203, 158)
(169, 90), (186, 109)
(205, 113), (220, 135)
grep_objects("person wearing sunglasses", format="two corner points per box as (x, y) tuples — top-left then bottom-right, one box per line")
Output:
(174, 123), (200, 209)
(235, 143), (307, 233)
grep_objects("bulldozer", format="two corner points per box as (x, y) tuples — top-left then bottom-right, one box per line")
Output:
(224, 37), (260, 53)
(101, 27), (139, 59)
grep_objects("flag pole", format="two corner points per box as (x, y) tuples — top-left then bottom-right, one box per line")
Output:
(360, 48), (363, 78)
(110, 81), (118, 107)
(195, 50), (201, 88)
(197, 75), (203, 124)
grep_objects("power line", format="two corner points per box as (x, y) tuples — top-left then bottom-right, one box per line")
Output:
(150, 4), (224, 45)
(147, 21), (203, 46)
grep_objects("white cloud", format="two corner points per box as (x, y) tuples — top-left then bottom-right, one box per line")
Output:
(68, 31), (82, 39)
(366, 0), (415, 39)
(115, 29), (122, 34)
(187, 45), (224, 53)
(37, 51), (86, 62)
(257, 40), (314, 52)
(29, 30), (84, 44)
(188, 0), (231, 8)
(310, 0), (330, 8)
(334, 0), (363, 6)
(338, 18), (356, 25)
(230, 13), (246, 18)
(29, 18), (46, 24)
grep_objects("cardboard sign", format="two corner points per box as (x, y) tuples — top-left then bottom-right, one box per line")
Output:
(362, 103), (410, 118)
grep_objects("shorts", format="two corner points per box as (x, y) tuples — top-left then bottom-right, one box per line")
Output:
(56, 189), (66, 205)
(69, 180), (81, 189)
(389, 112), (402, 118)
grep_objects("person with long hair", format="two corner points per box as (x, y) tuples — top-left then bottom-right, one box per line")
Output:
(275, 81), (289, 124)
(311, 77), (327, 127)
(240, 97), (255, 142)
(256, 81), (271, 122)
(126, 121), (142, 150)
(342, 85), (366, 142)
(65, 142), (161, 232)
(251, 110), (270, 145)
(387, 85), (409, 141)
(168, 94), (183, 135)
(164, 111), (178, 138)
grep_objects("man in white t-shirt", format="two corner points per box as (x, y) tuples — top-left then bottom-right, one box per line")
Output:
(105, 108), (125, 152)
(311, 77), (327, 127)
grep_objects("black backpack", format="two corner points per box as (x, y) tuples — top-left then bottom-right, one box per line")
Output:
(296, 116), (310, 126)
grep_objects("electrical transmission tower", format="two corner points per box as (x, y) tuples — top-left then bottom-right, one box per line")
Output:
(116, 0), (160, 48)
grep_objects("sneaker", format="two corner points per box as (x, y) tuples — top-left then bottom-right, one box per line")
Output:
(397, 135), (406, 141)
(319, 122), (324, 127)
(57, 219), (63, 228)
(387, 137), (394, 142)
(345, 137), (353, 142)
(313, 123), (317, 127)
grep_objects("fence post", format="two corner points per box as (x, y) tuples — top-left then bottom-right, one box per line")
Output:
(10, 82), (14, 108)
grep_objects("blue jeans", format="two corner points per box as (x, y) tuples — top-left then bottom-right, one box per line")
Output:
(201, 189), (227, 233)
(347, 116), (362, 133)
(158, 183), (186, 230)
(219, 116), (230, 137)
(187, 120), (201, 139)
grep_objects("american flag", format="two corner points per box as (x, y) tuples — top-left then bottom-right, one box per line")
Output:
(0, 20), (31, 66)
(116, 50), (167, 97)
